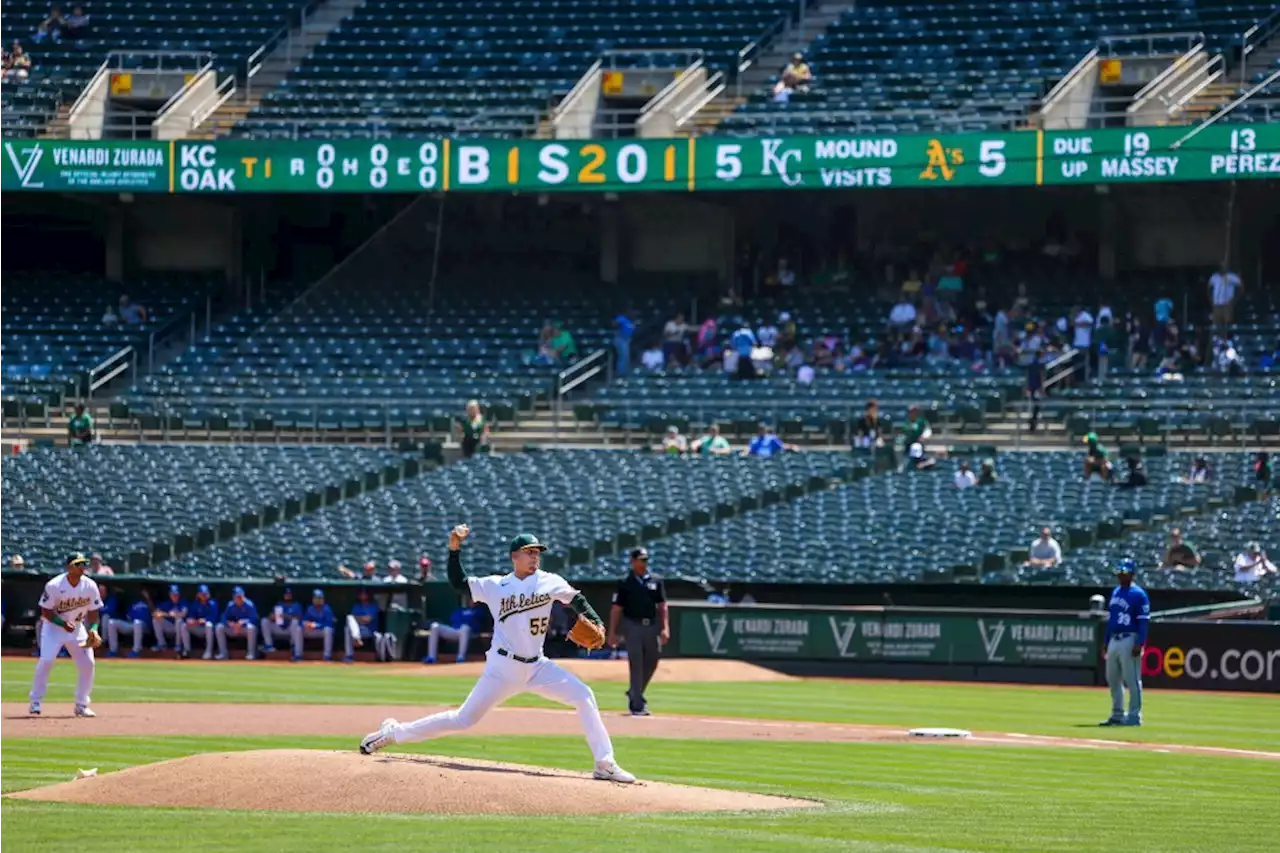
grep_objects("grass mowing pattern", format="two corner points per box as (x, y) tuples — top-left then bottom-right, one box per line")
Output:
(4, 659), (1277, 750)
(2, 735), (1275, 852)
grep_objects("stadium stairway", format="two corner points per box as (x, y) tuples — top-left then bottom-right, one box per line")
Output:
(190, 0), (367, 139)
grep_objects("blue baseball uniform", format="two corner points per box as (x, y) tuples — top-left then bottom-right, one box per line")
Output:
(184, 597), (220, 659)
(1104, 583), (1150, 725)
(260, 598), (304, 656)
(107, 598), (154, 656)
(425, 606), (483, 664)
(300, 601), (336, 659)
(215, 598), (260, 660)
(343, 600), (385, 660)
(151, 596), (188, 652)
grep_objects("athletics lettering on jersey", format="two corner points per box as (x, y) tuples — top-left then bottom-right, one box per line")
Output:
(38, 573), (104, 630)
(468, 570), (578, 659)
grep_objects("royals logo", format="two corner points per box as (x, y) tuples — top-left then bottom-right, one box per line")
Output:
(498, 592), (553, 621)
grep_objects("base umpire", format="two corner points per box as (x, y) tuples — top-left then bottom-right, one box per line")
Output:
(608, 547), (669, 716)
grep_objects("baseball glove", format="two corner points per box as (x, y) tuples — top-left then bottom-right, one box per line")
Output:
(82, 629), (103, 650)
(567, 616), (606, 650)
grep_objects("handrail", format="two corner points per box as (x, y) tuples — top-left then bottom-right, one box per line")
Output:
(638, 58), (704, 120)
(156, 56), (216, 118)
(244, 0), (320, 84)
(87, 346), (136, 399)
(1041, 47), (1098, 112)
(1163, 55), (1223, 115)
(1170, 68), (1280, 150)
(67, 57), (112, 123)
(189, 74), (238, 132)
(1128, 43), (1205, 112)
(552, 348), (610, 439)
(1097, 31), (1204, 56)
(673, 74), (725, 128)
(552, 58), (603, 126)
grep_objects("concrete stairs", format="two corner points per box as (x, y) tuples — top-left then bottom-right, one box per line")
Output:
(190, 0), (366, 139)
(38, 104), (71, 139)
(678, 1), (851, 135)
(1176, 38), (1280, 123)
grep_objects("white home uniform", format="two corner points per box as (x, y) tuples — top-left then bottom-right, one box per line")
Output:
(30, 571), (103, 710)
(384, 569), (615, 762)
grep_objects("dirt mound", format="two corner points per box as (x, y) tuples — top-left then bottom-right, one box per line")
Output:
(9, 749), (820, 815)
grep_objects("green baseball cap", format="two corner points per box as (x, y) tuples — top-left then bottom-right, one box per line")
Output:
(509, 533), (548, 554)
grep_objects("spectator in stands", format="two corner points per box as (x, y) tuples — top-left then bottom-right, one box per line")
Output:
(215, 586), (258, 660)
(756, 317), (778, 349)
(1026, 528), (1062, 568)
(88, 552), (114, 575)
(67, 403), (94, 447)
(662, 313), (690, 366)
(902, 405), (932, 448)
(549, 322), (577, 365)
(889, 297), (917, 330)
(300, 589), (335, 661)
(978, 457), (998, 486)
(418, 556), (432, 581)
(1128, 316), (1151, 370)
(1209, 263), (1241, 332)
(613, 312), (634, 376)
(771, 259), (797, 290)
(101, 303), (119, 325)
(744, 423), (796, 458)
(33, 6), (65, 42)
(1082, 432), (1113, 482)
(773, 53), (813, 100)
(1072, 305), (1094, 365)
(1213, 336), (1245, 376)
(641, 343), (665, 372)
(1162, 528), (1201, 569)
(853, 401), (883, 453)
(729, 322), (757, 380)
(692, 424), (731, 456)
(1233, 541), (1276, 584)
(338, 560), (378, 580)
(1255, 452), (1273, 498)
(381, 559), (410, 610)
(1116, 455), (1148, 490)
(185, 584), (219, 660)
(1095, 315), (1121, 380)
(64, 6), (90, 39)
(954, 460), (977, 489)
(693, 315), (717, 364)
(10, 555), (25, 570)
(4, 43), (31, 82)
(905, 442), (937, 471)
(796, 360), (815, 386)
(1179, 456), (1212, 484)
(660, 425), (688, 456)
(459, 399), (488, 459)
(118, 295), (147, 325)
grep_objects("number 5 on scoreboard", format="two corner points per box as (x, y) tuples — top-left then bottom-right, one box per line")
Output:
(979, 140), (1006, 177)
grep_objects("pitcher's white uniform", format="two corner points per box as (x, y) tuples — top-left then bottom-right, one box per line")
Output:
(383, 569), (615, 762)
(30, 571), (103, 711)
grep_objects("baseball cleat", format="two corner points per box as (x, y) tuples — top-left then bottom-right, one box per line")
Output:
(1098, 718), (1124, 726)
(214, 653), (228, 661)
(106, 650), (118, 658)
(630, 708), (652, 717)
(127, 650), (140, 658)
(290, 655), (302, 662)
(202, 652), (213, 660)
(262, 645), (276, 654)
(74, 705), (96, 717)
(28, 701), (41, 715)
(455, 656), (466, 664)
(343, 655), (354, 663)
(246, 655), (258, 661)
(593, 759), (636, 783)
(421, 655), (437, 664)
(359, 718), (398, 755)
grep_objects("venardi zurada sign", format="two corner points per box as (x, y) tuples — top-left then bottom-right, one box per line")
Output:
(3, 125), (1275, 193)
(677, 606), (1098, 667)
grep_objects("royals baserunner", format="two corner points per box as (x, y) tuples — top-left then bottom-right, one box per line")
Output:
(359, 525), (636, 783)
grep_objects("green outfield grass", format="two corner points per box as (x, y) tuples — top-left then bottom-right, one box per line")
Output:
(2, 735), (1276, 852)
(3, 659), (1277, 750)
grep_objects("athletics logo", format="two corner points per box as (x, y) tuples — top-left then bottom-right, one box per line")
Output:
(701, 613), (729, 655)
(919, 139), (963, 182)
(828, 616), (858, 658)
(978, 619), (1006, 662)
(4, 142), (44, 188)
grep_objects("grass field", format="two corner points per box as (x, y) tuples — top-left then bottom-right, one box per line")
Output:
(3, 659), (1277, 852)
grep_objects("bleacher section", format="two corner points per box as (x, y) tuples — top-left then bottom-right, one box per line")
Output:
(1, 0), (305, 135)
(155, 450), (855, 579)
(721, 0), (1280, 134)
(0, 444), (412, 573)
(1, 274), (219, 407)
(234, 0), (797, 138)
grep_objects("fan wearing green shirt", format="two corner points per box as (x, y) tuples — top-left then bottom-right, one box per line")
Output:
(692, 424), (732, 456)
(67, 404), (94, 447)
(902, 405), (932, 446)
(550, 323), (578, 364)
(1083, 432), (1113, 482)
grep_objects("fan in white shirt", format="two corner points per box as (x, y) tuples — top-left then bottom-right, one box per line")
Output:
(953, 461), (977, 489)
(1233, 543), (1276, 584)
(29, 553), (103, 716)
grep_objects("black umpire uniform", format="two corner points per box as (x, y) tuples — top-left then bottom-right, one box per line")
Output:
(610, 547), (668, 715)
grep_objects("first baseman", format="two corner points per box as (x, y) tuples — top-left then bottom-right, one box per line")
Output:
(360, 526), (635, 783)
(29, 553), (103, 716)
(1101, 558), (1150, 727)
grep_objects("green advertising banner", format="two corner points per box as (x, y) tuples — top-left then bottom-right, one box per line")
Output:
(2, 138), (168, 191)
(675, 605), (1098, 666)
(4, 124), (1276, 193)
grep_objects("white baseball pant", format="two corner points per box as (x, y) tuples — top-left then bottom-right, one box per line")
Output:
(260, 618), (302, 656)
(377, 632), (398, 661)
(215, 622), (258, 658)
(427, 622), (471, 661)
(106, 618), (147, 654)
(184, 620), (216, 658)
(151, 618), (185, 652)
(389, 652), (614, 761)
(30, 621), (95, 707)
(344, 624), (384, 658)
(301, 626), (334, 657)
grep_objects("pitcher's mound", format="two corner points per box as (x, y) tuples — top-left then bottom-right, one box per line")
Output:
(10, 749), (819, 815)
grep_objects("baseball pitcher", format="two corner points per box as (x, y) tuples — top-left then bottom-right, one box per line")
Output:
(360, 525), (635, 783)
(29, 553), (103, 716)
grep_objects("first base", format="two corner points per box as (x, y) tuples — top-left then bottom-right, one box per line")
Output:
(909, 728), (972, 738)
